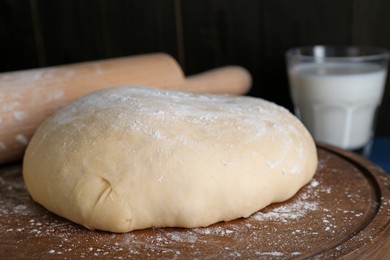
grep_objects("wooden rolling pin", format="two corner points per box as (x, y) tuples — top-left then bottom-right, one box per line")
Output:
(0, 53), (252, 165)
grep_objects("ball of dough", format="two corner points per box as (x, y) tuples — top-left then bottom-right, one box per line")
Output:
(23, 86), (317, 233)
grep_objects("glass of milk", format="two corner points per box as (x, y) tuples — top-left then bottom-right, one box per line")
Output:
(286, 45), (388, 156)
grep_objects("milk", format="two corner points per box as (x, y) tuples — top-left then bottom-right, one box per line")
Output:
(288, 62), (386, 150)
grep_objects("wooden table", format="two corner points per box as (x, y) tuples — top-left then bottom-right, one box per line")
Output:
(1, 145), (389, 259)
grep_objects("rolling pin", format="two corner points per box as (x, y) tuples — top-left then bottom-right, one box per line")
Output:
(0, 53), (252, 165)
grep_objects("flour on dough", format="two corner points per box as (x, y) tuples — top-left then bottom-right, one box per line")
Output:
(23, 86), (317, 233)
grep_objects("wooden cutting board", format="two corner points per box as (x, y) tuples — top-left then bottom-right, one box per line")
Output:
(1, 144), (389, 259)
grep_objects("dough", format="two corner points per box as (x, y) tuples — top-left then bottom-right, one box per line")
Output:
(23, 86), (317, 233)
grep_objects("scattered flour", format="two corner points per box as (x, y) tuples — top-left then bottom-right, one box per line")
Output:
(1, 150), (388, 259)
(13, 111), (28, 121)
(0, 142), (6, 151)
(251, 179), (319, 222)
(15, 134), (29, 145)
(0, 166), (328, 258)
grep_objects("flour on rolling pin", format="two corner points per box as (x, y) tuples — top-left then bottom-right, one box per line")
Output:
(0, 54), (252, 165)
(0, 68), (72, 159)
(0, 53), (187, 164)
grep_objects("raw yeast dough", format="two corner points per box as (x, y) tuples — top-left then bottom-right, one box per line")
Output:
(23, 86), (317, 233)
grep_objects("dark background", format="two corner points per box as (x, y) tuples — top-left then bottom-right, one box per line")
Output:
(1, 0), (389, 136)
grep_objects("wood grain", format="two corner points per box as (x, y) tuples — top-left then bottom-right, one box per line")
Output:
(1, 145), (389, 259)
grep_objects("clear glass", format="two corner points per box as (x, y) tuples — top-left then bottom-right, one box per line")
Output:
(286, 45), (389, 157)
